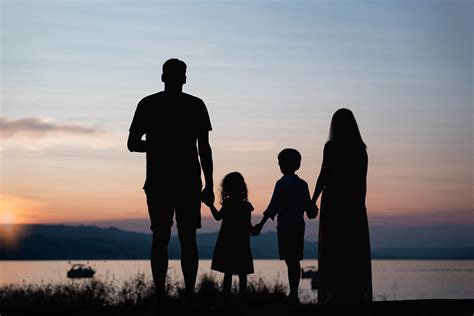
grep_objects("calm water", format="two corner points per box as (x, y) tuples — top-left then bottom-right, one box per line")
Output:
(1, 260), (473, 303)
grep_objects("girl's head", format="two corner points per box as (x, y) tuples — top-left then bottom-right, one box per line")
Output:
(329, 108), (367, 149)
(220, 172), (248, 204)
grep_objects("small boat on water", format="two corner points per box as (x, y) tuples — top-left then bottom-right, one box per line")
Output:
(67, 264), (95, 279)
(301, 266), (317, 279)
(301, 266), (319, 290)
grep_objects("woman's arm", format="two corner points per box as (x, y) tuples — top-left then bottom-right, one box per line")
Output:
(208, 204), (223, 221)
(312, 142), (333, 203)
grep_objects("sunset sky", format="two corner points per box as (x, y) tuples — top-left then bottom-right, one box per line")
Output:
(1, 1), (472, 232)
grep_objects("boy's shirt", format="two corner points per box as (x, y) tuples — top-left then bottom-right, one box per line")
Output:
(263, 174), (312, 231)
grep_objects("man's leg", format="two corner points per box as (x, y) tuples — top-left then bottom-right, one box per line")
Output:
(178, 227), (199, 301)
(146, 192), (173, 298)
(151, 227), (171, 297)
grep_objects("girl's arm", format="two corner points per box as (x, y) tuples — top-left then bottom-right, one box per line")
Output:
(209, 204), (223, 221)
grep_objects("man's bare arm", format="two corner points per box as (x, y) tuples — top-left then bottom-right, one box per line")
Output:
(127, 131), (147, 153)
(198, 131), (214, 203)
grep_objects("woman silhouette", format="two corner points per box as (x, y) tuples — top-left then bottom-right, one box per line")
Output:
(312, 108), (372, 303)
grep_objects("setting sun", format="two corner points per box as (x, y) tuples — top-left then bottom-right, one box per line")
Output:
(0, 195), (47, 225)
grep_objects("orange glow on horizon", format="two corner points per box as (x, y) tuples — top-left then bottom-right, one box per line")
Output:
(0, 195), (47, 247)
(0, 194), (56, 224)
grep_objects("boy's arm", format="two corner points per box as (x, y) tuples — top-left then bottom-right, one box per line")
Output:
(255, 214), (270, 229)
(252, 214), (269, 236)
(208, 204), (223, 221)
(263, 181), (281, 220)
(253, 182), (281, 235)
(304, 183), (318, 219)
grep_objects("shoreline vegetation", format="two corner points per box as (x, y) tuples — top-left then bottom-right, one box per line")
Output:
(1, 274), (472, 316)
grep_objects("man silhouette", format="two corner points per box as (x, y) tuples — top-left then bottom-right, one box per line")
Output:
(127, 58), (214, 302)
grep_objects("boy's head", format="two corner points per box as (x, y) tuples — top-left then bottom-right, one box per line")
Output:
(278, 148), (301, 174)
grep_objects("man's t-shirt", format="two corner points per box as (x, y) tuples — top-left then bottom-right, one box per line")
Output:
(129, 91), (212, 192)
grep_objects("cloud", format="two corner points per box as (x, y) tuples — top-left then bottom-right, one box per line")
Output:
(0, 116), (101, 139)
(0, 116), (122, 152)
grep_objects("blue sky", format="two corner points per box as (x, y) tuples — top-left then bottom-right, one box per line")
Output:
(1, 1), (472, 229)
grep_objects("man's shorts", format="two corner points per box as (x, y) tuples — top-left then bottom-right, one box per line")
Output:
(145, 187), (202, 231)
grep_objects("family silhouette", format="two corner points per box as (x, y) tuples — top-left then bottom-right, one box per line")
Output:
(127, 58), (372, 306)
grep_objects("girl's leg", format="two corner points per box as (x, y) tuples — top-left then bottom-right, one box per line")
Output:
(285, 259), (301, 301)
(238, 274), (247, 297)
(223, 273), (232, 301)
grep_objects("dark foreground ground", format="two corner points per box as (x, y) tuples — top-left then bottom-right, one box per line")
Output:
(1, 275), (472, 316)
(2, 298), (473, 316)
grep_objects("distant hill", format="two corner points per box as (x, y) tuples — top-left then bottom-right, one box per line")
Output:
(0, 224), (316, 260)
(0, 224), (473, 260)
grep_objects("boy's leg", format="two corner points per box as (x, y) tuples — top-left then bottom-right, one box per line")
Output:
(285, 259), (301, 300)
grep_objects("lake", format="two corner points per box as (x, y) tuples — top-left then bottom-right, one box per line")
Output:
(1, 260), (473, 303)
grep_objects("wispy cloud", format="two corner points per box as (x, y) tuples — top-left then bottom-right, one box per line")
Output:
(0, 116), (121, 152)
(0, 117), (101, 139)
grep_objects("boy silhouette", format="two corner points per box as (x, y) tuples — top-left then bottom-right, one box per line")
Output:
(253, 148), (317, 304)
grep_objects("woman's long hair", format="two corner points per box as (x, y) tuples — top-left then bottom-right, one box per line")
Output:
(220, 172), (248, 205)
(329, 108), (367, 150)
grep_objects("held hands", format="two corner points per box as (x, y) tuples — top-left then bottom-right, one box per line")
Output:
(251, 223), (263, 236)
(201, 185), (215, 207)
(307, 203), (319, 219)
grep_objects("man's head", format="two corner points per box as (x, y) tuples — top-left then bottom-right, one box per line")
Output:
(278, 148), (301, 175)
(161, 58), (187, 88)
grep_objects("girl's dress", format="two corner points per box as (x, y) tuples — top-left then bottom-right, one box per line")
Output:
(211, 199), (254, 275)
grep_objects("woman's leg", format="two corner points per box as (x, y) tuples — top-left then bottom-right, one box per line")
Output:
(238, 274), (247, 297)
(223, 273), (232, 301)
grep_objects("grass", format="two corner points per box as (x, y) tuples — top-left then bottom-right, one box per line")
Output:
(0, 273), (289, 315)
(1, 275), (472, 315)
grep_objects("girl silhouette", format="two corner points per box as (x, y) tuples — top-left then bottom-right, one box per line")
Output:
(204, 172), (254, 301)
(312, 108), (373, 303)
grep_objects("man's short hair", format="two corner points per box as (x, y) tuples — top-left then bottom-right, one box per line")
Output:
(278, 148), (301, 172)
(162, 58), (187, 75)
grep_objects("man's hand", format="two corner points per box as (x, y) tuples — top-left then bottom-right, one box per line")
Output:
(201, 186), (215, 206)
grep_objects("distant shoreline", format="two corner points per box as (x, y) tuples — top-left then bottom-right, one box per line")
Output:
(2, 224), (473, 260)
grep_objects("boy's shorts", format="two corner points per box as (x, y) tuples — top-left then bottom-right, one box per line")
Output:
(277, 227), (305, 260)
(145, 187), (202, 231)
